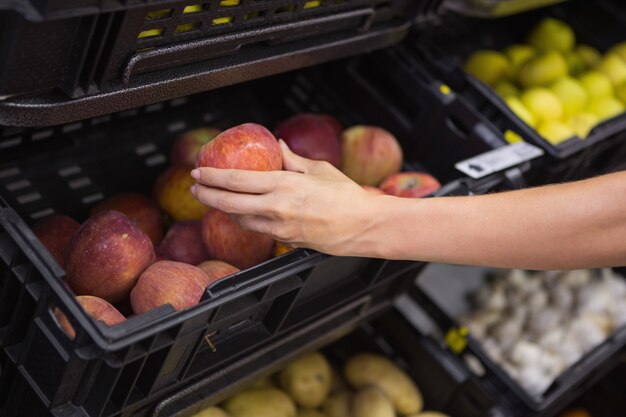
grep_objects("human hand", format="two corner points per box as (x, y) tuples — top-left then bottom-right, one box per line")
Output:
(191, 140), (383, 255)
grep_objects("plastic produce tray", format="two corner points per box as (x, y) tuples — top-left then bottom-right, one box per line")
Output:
(409, 266), (626, 417)
(410, 0), (626, 160)
(0, 56), (521, 417)
(0, 0), (415, 127)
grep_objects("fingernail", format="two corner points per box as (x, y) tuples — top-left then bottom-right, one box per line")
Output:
(190, 169), (200, 179)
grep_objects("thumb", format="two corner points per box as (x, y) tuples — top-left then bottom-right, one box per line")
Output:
(278, 139), (317, 173)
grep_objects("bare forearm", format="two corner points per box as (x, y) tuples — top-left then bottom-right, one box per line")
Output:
(366, 172), (626, 269)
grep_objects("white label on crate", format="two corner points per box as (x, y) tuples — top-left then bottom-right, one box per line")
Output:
(455, 142), (544, 179)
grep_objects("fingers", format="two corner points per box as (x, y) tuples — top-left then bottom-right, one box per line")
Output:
(233, 214), (277, 237)
(191, 167), (278, 194)
(279, 140), (319, 173)
(191, 184), (267, 215)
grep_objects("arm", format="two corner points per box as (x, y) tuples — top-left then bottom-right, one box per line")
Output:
(191, 140), (626, 270)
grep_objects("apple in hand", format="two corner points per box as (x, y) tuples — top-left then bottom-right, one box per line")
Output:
(196, 123), (282, 171)
(341, 126), (403, 186)
(201, 210), (274, 270)
(170, 127), (221, 166)
(32, 214), (80, 267)
(91, 192), (164, 246)
(275, 114), (341, 167)
(379, 172), (441, 198)
(55, 295), (126, 340)
(65, 210), (155, 303)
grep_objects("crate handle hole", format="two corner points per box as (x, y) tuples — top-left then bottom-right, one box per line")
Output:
(138, 28), (165, 39)
(212, 16), (234, 25)
(183, 4), (205, 13)
(176, 22), (202, 33)
(276, 4), (296, 13)
(219, 0), (240, 7)
(145, 9), (173, 20)
(304, 1), (322, 9)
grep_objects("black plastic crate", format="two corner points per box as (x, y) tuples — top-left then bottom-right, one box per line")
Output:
(0, 55), (526, 417)
(145, 308), (501, 417)
(408, 266), (626, 417)
(0, 0), (416, 127)
(409, 0), (626, 160)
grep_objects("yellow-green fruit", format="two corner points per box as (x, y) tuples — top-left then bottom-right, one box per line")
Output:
(527, 18), (575, 53)
(578, 71), (614, 99)
(503, 44), (536, 69)
(518, 51), (568, 88)
(279, 352), (333, 408)
(550, 77), (588, 117)
(615, 81), (626, 103)
(608, 41), (626, 63)
(247, 376), (275, 390)
(191, 407), (231, 417)
(567, 112), (599, 138)
(323, 392), (352, 417)
(352, 387), (395, 417)
(588, 96), (625, 121)
(464, 50), (512, 86)
(538, 121), (575, 145)
(565, 52), (586, 76)
(297, 410), (327, 417)
(494, 81), (520, 98)
(595, 53), (626, 87)
(224, 388), (296, 417)
(505, 97), (537, 127)
(576, 44), (601, 68)
(345, 353), (423, 415)
(520, 88), (563, 123)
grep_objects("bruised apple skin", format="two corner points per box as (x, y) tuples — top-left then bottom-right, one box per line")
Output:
(65, 210), (155, 303)
(170, 127), (222, 166)
(341, 126), (403, 186)
(379, 172), (441, 198)
(55, 295), (126, 340)
(32, 214), (80, 267)
(130, 260), (211, 314)
(158, 220), (209, 265)
(201, 210), (274, 270)
(91, 193), (164, 246)
(154, 165), (210, 221)
(197, 260), (240, 285)
(195, 123), (283, 171)
(275, 114), (342, 167)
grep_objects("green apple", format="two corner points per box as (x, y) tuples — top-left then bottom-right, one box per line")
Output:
(527, 18), (575, 53)
(550, 77), (588, 117)
(578, 71), (614, 99)
(518, 51), (568, 88)
(576, 44), (601, 69)
(538, 121), (575, 145)
(505, 96), (537, 127)
(504, 44), (537, 69)
(464, 50), (512, 86)
(521, 87), (563, 123)
(567, 112), (599, 138)
(596, 53), (626, 87)
(588, 96), (625, 121)
(494, 81), (520, 98)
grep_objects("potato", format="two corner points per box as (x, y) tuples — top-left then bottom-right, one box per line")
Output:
(345, 353), (423, 415)
(191, 407), (231, 417)
(280, 352), (333, 408)
(224, 388), (296, 417)
(352, 387), (395, 417)
(323, 392), (353, 417)
(247, 376), (276, 389)
(297, 409), (328, 417)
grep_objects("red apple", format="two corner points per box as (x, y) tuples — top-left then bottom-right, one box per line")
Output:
(341, 126), (403, 186)
(91, 193), (164, 246)
(55, 295), (126, 340)
(130, 261), (210, 314)
(380, 172), (441, 198)
(195, 123), (282, 171)
(275, 114), (341, 167)
(201, 210), (274, 270)
(318, 114), (343, 137)
(66, 211), (155, 303)
(154, 165), (210, 221)
(362, 185), (386, 195)
(171, 127), (221, 166)
(32, 214), (80, 267)
(158, 220), (208, 265)
(197, 260), (240, 285)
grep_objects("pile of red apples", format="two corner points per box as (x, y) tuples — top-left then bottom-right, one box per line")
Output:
(34, 114), (439, 339)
